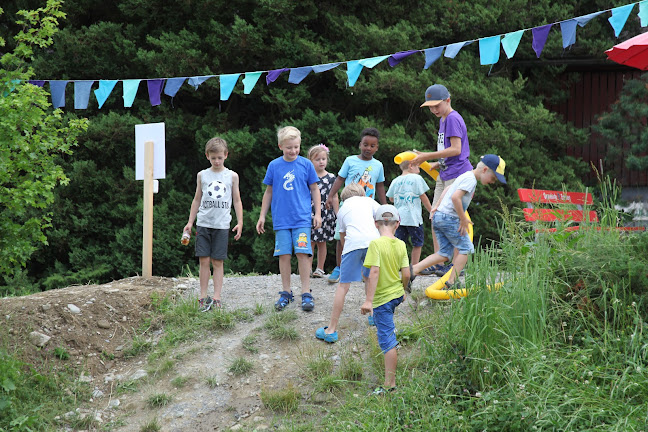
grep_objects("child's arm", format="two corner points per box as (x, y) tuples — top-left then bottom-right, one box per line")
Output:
(325, 176), (345, 209)
(411, 138), (463, 166)
(332, 191), (340, 214)
(231, 172), (243, 240)
(256, 185), (273, 234)
(376, 182), (387, 205)
(420, 193), (432, 214)
(310, 182), (322, 230)
(451, 189), (473, 236)
(431, 184), (450, 214)
(401, 265), (411, 296)
(184, 172), (203, 233)
(361, 266), (380, 315)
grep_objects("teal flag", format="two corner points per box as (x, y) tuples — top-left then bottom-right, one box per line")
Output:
(220, 74), (240, 100)
(242, 72), (262, 94)
(640, 1), (648, 27)
(122, 79), (140, 108)
(501, 30), (524, 59)
(608, 4), (634, 37)
(479, 36), (501, 65)
(347, 60), (363, 87)
(359, 55), (389, 68)
(94, 80), (118, 109)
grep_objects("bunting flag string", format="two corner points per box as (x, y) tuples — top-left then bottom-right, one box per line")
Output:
(22, 1), (646, 110)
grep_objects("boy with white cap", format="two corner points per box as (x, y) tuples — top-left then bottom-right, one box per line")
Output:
(360, 204), (411, 395)
(411, 155), (507, 290)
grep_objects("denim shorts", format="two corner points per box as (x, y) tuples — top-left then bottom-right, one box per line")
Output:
(433, 212), (475, 258)
(395, 224), (424, 247)
(340, 248), (370, 283)
(374, 295), (404, 353)
(274, 227), (312, 256)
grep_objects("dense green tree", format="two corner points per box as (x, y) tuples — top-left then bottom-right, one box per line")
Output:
(0, 0), (87, 291)
(0, 0), (639, 293)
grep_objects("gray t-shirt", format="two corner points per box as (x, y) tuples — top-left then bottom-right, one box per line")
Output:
(437, 170), (476, 218)
(197, 168), (233, 229)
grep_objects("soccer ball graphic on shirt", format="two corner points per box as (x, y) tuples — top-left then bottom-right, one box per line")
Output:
(207, 180), (227, 200)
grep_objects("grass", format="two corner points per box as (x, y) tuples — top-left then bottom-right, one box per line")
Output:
(228, 357), (254, 375)
(206, 375), (220, 388)
(139, 418), (162, 432)
(260, 384), (300, 413)
(264, 310), (300, 341)
(170, 375), (189, 388)
(146, 393), (173, 408)
(242, 334), (259, 353)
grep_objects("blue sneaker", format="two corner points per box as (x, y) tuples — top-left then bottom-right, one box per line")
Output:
(328, 266), (340, 284)
(433, 264), (453, 277)
(315, 326), (338, 343)
(367, 315), (375, 326)
(274, 291), (294, 311)
(419, 265), (441, 276)
(301, 293), (314, 311)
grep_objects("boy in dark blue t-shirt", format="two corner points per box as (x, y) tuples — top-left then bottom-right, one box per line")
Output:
(256, 126), (322, 312)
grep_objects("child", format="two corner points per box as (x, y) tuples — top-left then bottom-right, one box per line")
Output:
(184, 137), (243, 312)
(256, 126), (322, 312)
(411, 155), (507, 289)
(308, 144), (339, 278)
(386, 160), (432, 265)
(324, 127), (387, 284)
(316, 183), (380, 343)
(360, 204), (410, 395)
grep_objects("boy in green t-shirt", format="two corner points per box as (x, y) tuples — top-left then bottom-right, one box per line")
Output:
(361, 204), (411, 395)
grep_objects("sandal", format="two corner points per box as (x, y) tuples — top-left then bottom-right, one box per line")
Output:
(312, 268), (325, 278)
(301, 292), (315, 311)
(370, 386), (397, 396)
(212, 299), (222, 309)
(274, 291), (294, 311)
(443, 281), (463, 291)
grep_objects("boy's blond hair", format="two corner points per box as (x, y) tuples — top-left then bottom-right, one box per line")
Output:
(476, 161), (494, 175)
(277, 126), (301, 146)
(340, 183), (365, 201)
(205, 137), (228, 154)
(399, 160), (411, 171)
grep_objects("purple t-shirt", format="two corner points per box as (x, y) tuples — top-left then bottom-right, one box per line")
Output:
(436, 110), (473, 181)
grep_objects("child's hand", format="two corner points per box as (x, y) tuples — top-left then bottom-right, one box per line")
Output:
(324, 197), (333, 210)
(458, 218), (474, 236)
(360, 300), (373, 315)
(256, 218), (265, 234)
(232, 223), (243, 240)
(183, 223), (192, 234)
(313, 215), (322, 230)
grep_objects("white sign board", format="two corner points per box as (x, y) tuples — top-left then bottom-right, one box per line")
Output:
(135, 123), (166, 180)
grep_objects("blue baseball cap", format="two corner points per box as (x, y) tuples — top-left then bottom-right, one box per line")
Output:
(480, 154), (507, 184)
(420, 84), (450, 107)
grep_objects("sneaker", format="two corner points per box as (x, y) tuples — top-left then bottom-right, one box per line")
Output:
(443, 280), (463, 291)
(419, 265), (441, 276)
(212, 299), (222, 309)
(370, 386), (397, 396)
(433, 264), (453, 276)
(328, 266), (340, 284)
(367, 315), (375, 326)
(274, 291), (294, 311)
(312, 268), (325, 278)
(199, 297), (214, 312)
(301, 293), (315, 311)
(315, 326), (338, 343)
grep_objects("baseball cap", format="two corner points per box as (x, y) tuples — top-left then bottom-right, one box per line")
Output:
(420, 84), (450, 107)
(480, 154), (507, 184)
(374, 204), (401, 222)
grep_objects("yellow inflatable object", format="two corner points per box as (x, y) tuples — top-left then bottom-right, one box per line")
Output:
(394, 151), (439, 181)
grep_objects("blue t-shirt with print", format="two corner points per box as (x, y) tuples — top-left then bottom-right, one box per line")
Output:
(338, 156), (385, 199)
(263, 156), (319, 230)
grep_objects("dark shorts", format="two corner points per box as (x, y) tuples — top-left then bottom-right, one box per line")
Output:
(395, 224), (424, 247)
(195, 226), (228, 260)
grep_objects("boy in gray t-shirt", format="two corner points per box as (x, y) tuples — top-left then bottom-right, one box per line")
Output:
(410, 155), (507, 289)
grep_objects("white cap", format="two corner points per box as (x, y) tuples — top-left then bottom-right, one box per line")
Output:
(374, 204), (401, 222)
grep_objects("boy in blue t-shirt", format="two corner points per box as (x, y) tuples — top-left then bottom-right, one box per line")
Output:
(324, 127), (387, 283)
(256, 126), (322, 311)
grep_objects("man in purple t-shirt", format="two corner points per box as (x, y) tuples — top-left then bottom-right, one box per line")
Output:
(411, 84), (473, 275)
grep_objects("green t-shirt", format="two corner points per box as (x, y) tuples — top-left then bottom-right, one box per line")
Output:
(363, 236), (409, 308)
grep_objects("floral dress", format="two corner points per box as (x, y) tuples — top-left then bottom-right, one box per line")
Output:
(312, 173), (337, 242)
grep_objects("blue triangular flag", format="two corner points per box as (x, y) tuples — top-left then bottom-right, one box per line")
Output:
(74, 80), (94, 109)
(312, 63), (340, 73)
(220, 74), (240, 100)
(560, 19), (578, 49)
(243, 72), (262, 94)
(164, 77), (186, 97)
(188, 75), (213, 90)
(49, 80), (68, 108)
(575, 11), (603, 27)
(423, 47), (444, 69)
(94, 80), (118, 109)
(501, 30), (524, 59)
(479, 36), (501, 65)
(346, 60), (363, 87)
(640, 1), (648, 27)
(359, 55), (389, 68)
(608, 4), (635, 37)
(445, 41), (471, 58)
(122, 79), (140, 108)
(532, 24), (552, 58)
(147, 79), (164, 106)
(288, 67), (312, 84)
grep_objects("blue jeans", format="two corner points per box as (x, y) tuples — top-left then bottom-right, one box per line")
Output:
(374, 295), (404, 353)
(433, 212), (474, 258)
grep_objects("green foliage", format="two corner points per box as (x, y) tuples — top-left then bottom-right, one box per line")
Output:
(0, 1), (88, 283)
(593, 72), (648, 172)
(3, 0), (628, 292)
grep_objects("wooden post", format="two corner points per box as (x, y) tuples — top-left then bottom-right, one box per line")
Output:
(142, 140), (154, 278)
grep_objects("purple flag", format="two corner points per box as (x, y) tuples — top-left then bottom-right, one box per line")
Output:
(266, 68), (289, 85)
(532, 24), (552, 58)
(147, 79), (164, 106)
(388, 50), (419, 67)
(28, 80), (46, 87)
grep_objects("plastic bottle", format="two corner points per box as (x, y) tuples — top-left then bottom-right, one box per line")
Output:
(181, 231), (190, 245)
